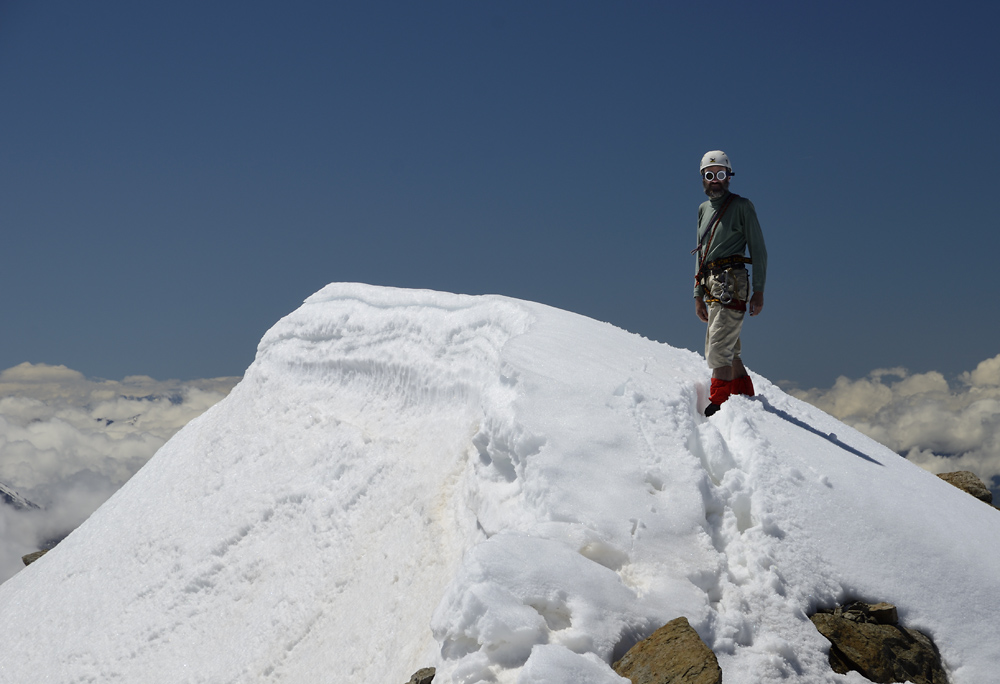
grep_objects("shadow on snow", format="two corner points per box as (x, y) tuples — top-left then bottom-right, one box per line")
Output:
(753, 396), (883, 466)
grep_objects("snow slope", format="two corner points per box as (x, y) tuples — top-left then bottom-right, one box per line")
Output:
(0, 283), (997, 683)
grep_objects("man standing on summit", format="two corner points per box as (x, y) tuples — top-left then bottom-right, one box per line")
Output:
(692, 150), (767, 417)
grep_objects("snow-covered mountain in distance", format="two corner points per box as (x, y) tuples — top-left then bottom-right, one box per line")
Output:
(0, 283), (997, 683)
(0, 482), (39, 511)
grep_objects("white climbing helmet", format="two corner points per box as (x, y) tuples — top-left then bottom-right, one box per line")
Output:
(700, 150), (732, 172)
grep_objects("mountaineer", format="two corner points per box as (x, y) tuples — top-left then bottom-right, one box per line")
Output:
(692, 150), (767, 417)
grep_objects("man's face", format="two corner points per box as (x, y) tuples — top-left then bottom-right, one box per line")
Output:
(702, 165), (730, 199)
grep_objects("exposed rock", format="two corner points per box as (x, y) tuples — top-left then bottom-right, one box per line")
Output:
(810, 602), (949, 683)
(866, 602), (899, 626)
(936, 471), (992, 504)
(830, 600), (899, 625)
(405, 667), (435, 684)
(22, 550), (48, 566)
(612, 616), (721, 684)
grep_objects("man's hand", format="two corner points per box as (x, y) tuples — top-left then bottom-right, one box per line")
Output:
(695, 297), (708, 322)
(748, 291), (764, 316)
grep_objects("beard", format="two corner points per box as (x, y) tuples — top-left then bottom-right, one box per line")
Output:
(704, 180), (729, 199)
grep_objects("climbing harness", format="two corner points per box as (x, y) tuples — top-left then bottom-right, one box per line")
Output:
(692, 194), (752, 312)
(703, 260), (751, 312)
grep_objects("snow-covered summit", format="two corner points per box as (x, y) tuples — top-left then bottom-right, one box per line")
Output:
(0, 283), (997, 683)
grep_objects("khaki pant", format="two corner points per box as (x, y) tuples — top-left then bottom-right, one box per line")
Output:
(703, 268), (748, 369)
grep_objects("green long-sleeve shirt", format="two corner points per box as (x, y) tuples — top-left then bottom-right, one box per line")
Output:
(693, 191), (767, 298)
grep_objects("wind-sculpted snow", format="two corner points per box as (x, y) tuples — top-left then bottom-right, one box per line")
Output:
(0, 283), (998, 683)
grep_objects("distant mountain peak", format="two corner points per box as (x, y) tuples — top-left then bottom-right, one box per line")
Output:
(0, 482), (39, 511)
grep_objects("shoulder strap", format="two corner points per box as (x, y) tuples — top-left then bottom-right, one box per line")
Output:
(692, 193), (738, 273)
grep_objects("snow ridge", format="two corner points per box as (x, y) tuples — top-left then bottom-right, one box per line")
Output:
(0, 284), (998, 684)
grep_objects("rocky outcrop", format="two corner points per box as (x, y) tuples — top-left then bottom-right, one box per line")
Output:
(21, 535), (66, 567)
(22, 550), (48, 566)
(404, 667), (435, 684)
(936, 471), (993, 504)
(612, 616), (721, 684)
(810, 601), (948, 684)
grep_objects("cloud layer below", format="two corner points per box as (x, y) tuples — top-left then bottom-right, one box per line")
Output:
(786, 354), (1000, 499)
(0, 363), (239, 582)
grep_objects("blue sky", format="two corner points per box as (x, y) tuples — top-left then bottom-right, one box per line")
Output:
(1, 0), (997, 389)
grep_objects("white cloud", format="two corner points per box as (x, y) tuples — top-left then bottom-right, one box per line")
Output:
(786, 354), (1000, 498)
(0, 363), (239, 583)
(964, 354), (1000, 387)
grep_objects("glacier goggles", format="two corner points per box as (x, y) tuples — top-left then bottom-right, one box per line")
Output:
(702, 169), (731, 181)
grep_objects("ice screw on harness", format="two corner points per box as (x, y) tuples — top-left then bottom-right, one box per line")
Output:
(718, 270), (733, 305)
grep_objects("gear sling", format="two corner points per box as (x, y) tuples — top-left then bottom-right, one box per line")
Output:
(692, 193), (752, 312)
